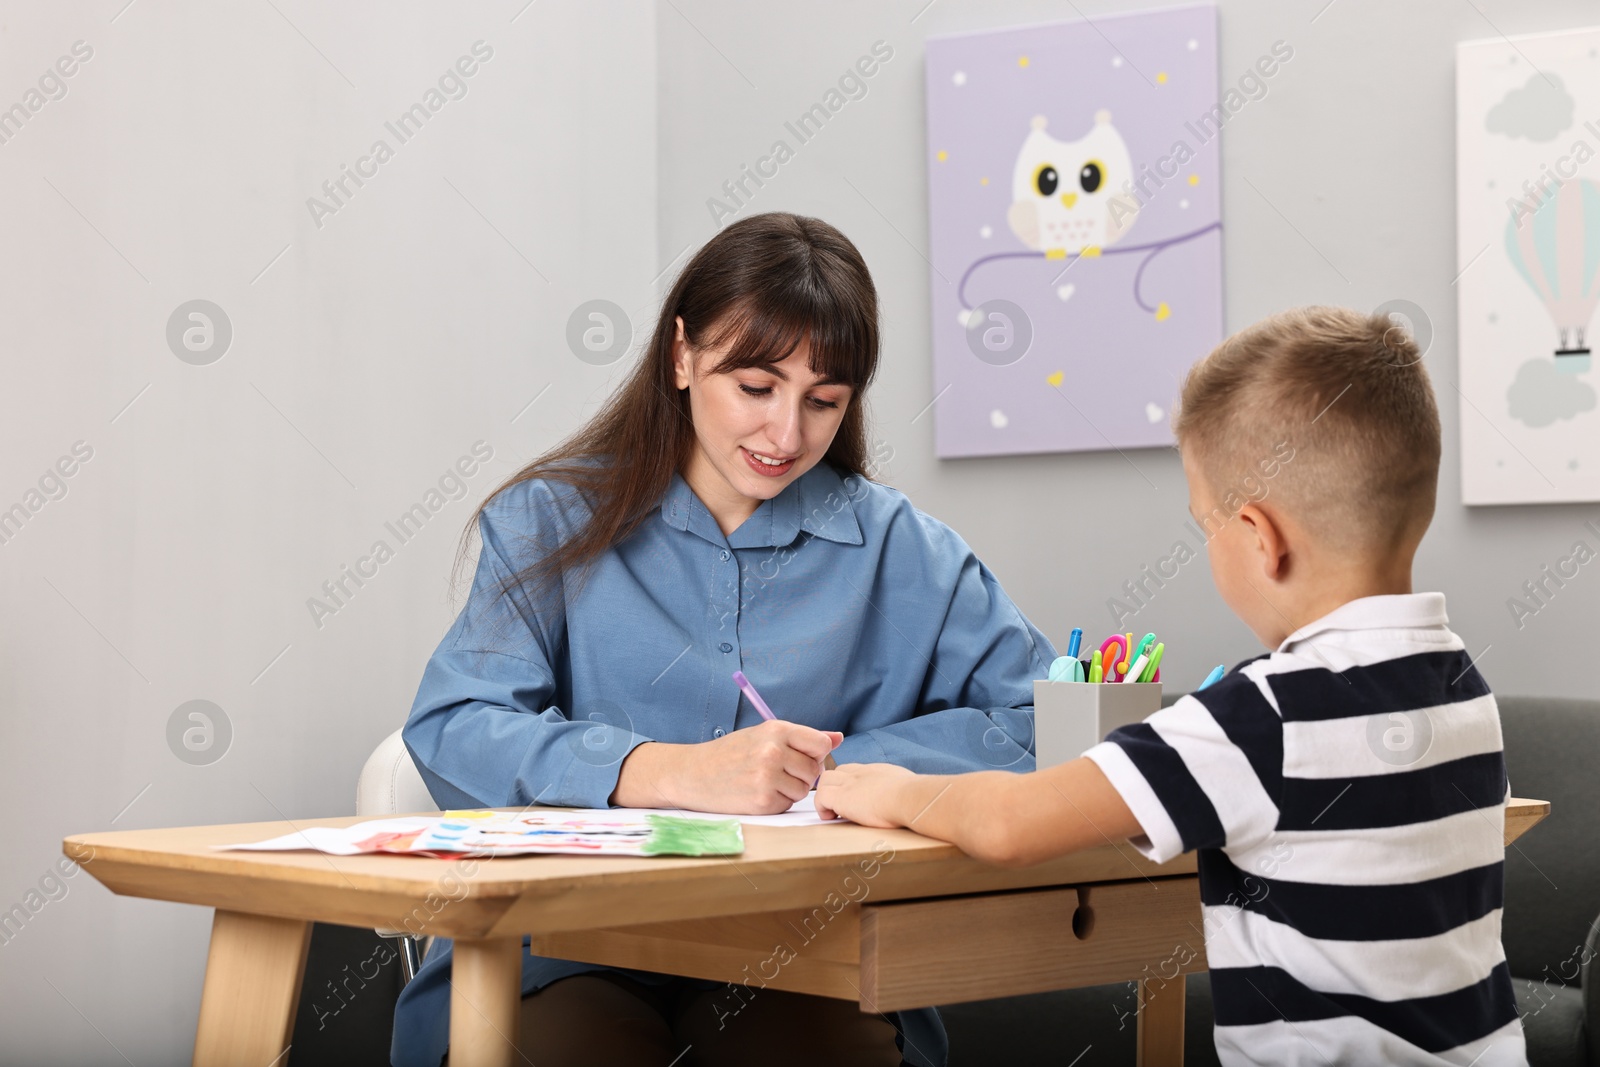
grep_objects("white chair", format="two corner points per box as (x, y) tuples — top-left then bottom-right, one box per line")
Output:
(355, 727), (440, 983)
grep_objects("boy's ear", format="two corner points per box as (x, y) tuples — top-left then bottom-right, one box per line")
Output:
(1235, 503), (1289, 581)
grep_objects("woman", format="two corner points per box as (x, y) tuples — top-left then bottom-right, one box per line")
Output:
(391, 212), (1056, 1067)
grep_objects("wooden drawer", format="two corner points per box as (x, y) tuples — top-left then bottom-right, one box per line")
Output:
(859, 876), (1206, 1011)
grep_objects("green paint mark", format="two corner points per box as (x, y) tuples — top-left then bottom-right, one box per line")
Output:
(640, 814), (744, 856)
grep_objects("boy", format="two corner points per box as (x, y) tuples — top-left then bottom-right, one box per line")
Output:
(817, 306), (1526, 1066)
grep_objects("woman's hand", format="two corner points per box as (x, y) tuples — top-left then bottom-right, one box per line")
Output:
(611, 720), (842, 815)
(814, 762), (917, 827)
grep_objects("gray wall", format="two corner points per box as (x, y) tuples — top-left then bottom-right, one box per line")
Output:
(0, 2), (656, 1063)
(657, 0), (1600, 700)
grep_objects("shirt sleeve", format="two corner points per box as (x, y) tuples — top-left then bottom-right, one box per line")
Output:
(1083, 670), (1284, 863)
(401, 484), (655, 810)
(830, 513), (1056, 774)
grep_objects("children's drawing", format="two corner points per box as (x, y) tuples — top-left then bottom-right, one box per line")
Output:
(925, 4), (1224, 458)
(1458, 26), (1600, 504)
(216, 809), (745, 859)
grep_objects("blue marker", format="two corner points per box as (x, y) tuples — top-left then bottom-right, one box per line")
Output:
(1198, 664), (1226, 690)
(1067, 627), (1083, 659)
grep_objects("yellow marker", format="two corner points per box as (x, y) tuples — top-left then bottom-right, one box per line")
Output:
(1157, 72), (1168, 84)
(1045, 248), (1066, 259)
(980, 177), (989, 185)
(1155, 302), (1171, 321)
(1019, 55), (1030, 67)
(1188, 174), (1200, 186)
(1047, 370), (1064, 387)
(1080, 245), (1102, 257)
(936, 150), (948, 162)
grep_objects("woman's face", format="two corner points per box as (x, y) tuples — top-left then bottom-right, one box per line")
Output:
(673, 315), (854, 519)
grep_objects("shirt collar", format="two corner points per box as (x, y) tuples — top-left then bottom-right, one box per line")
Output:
(660, 463), (865, 549)
(1277, 592), (1449, 653)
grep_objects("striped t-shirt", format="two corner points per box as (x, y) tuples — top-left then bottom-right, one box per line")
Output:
(1085, 593), (1527, 1066)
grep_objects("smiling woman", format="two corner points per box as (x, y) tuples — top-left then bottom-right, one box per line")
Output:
(670, 315), (857, 524)
(465, 210), (881, 601)
(392, 211), (1055, 1067)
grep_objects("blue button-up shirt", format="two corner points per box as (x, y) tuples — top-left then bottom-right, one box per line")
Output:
(391, 462), (1055, 1067)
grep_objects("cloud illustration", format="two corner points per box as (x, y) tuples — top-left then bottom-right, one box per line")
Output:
(1486, 73), (1574, 143)
(1507, 358), (1596, 428)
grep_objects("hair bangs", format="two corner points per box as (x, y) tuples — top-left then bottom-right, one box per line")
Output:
(704, 289), (876, 390)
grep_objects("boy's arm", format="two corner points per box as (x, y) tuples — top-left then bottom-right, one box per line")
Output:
(815, 757), (1145, 868)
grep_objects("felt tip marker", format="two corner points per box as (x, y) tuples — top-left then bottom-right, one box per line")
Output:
(731, 670), (837, 770)
(1142, 642), (1165, 683)
(731, 670), (777, 721)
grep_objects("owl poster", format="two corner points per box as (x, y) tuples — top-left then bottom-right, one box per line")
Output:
(924, 4), (1223, 458)
(1457, 25), (1600, 505)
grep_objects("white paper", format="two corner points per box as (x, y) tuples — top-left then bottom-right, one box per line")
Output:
(624, 791), (839, 828)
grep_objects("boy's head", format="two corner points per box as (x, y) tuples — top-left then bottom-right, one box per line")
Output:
(1174, 305), (1442, 645)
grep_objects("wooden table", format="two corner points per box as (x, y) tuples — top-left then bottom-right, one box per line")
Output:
(65, 798), (1549, 1067)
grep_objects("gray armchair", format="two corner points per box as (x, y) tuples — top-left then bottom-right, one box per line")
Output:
(1499, 697), (1600, 1066)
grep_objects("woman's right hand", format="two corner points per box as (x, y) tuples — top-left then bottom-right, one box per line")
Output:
(610, 720), (843, 814)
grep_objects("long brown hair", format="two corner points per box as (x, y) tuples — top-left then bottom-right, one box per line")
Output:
(456, 211), (882, 610)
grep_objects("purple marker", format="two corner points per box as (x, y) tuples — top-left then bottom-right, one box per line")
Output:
(731, 670), (837, 772)
(731, 670), (778, 722)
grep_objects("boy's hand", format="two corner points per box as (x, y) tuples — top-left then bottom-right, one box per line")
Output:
(815, 762), (915, 827)
(825, 757), (1146, 868)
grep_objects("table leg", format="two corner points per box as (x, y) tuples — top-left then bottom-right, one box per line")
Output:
(192, 909), (311, 1067)
(1136, 974), (1185, 1066)
(449, 936), (523, 1067)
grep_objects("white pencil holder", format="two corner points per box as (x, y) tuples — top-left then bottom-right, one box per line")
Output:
(1034, 680), (1163, 769)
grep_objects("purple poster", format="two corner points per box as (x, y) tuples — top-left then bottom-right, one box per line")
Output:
(925, 4), (1224, 458)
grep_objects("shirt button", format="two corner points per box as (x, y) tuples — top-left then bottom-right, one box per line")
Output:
(719, 642), (733, 653)
(713, 728), (726, 738)
(720, 550), (730, 561)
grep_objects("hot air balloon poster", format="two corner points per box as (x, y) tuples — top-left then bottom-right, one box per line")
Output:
(924, 4), (1224, 459)
(1458, 27), (1600, 505)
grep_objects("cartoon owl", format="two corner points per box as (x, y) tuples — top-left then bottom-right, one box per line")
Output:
(1007, 111), (1138, 257)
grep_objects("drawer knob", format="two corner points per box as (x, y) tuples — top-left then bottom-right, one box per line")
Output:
(1071, 886), (1095, 940)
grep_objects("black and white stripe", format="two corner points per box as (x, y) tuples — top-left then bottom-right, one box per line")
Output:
(1084, 595), (1527, 1066)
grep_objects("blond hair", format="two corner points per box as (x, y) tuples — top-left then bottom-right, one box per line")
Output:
(1173, 305), (1441, 552)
